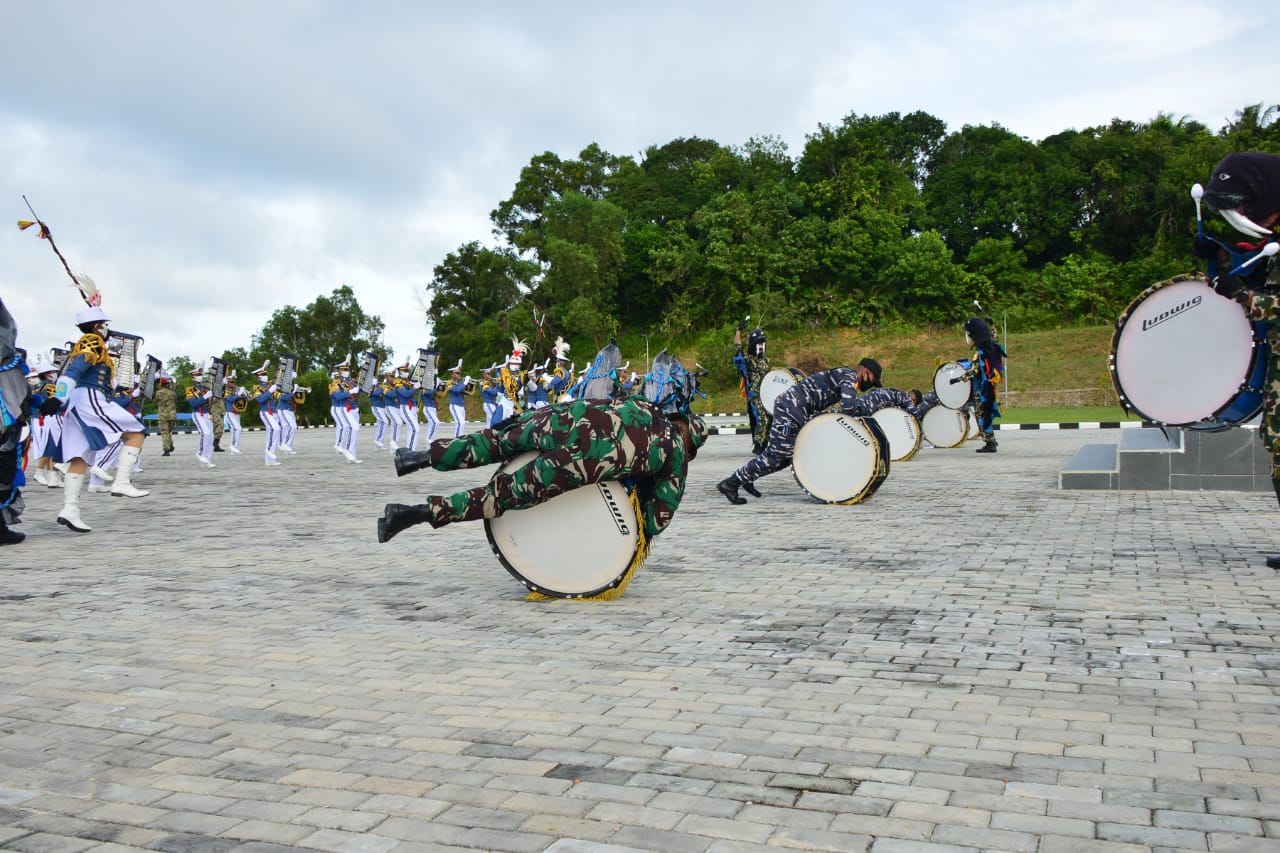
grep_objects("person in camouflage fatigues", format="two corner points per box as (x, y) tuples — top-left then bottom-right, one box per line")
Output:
(378, 396), (707, 543)
(154, 378), (177, 455)
(733, 320), (771, 454)
(209, 383), (226, 452)
(1201, 151), (1280, 569)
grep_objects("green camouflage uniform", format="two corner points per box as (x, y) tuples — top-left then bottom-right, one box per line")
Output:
(154, 384), (177, 453)
(425, 396), (689, 539)
(1239, 272), (1280, 498)
(209, 390), (225, 444)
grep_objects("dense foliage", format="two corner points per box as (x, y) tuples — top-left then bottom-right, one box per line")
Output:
(421, 104), (1280, 370)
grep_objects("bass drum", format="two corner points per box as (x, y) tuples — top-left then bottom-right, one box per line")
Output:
(922, 406), (968, 449)
(870, 407), (922, 462)
(792, 413), (890, 504)
(759, 367), (806, 415)
(484, 452), (641, 599)
(1111, 273), (1267, 429)
(933, 360), (973, 410)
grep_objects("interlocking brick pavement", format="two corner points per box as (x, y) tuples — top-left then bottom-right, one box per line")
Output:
(2, 423), (1280, 852)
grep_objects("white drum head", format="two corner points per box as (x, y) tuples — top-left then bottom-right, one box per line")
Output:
(1112, 275), (1258, 425)
(870, 407), (922, 462)
(759, 368), (803, 415)
(922, 407), (968, 448)
(933, 361), (972, 409)
(792, 413), (887, 504)
(485, 452), (639, 598)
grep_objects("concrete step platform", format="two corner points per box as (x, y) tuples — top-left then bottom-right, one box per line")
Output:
(1061, 425), (1272, 491)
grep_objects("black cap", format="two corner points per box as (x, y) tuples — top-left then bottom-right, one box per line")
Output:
(858, 357), (882, 388)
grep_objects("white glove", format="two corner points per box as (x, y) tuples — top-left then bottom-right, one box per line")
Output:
(269, 384), (278, 393)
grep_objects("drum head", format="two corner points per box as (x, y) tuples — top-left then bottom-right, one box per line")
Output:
(870, 407), (922, 462)
(484, 452), (640, 598)
(759, 367), (804, 415)
(792, 413), (889, 504)
(933, 361), (972, 410)
(922, 407), (968, 448)
(1112, 274), (1263, 426)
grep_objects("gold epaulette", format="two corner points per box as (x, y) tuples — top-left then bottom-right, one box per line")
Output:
(328, 379), (341, 393)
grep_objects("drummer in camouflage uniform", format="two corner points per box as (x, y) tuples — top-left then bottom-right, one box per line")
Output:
(717, 359), (934, 504)
(378, 389), (708, 543)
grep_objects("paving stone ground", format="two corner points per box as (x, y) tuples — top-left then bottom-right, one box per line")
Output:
(3, 423), (1280, 853)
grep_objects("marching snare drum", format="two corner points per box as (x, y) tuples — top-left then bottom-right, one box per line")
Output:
(484, 452), (642, 599)
(759, 367), (805, 415)
(1111, 273), (1267, 429)
(870, 406), (922, 462)
(932, 360), (973, 410)
(922, 406), (968, 448)
(791, 412), (890, 504)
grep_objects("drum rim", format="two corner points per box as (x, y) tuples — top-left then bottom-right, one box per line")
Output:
(483, 454), (639, 599)
(792, 413), (890, 504)
(1109, 272), (1267, 427)
(870, 406), (922, 462)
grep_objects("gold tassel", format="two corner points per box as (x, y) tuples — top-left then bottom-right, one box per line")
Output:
(526, 489), (650, 602)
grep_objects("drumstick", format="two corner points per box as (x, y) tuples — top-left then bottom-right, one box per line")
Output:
(1238, 241), (1280, 271)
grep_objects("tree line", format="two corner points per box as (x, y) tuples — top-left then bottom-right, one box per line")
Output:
(422, 103), (1280, 372)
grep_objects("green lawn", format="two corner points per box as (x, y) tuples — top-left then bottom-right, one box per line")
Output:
(997, 405), (1140, 424)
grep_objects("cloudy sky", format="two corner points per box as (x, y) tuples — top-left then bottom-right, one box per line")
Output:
(1, 0), (1274, 371)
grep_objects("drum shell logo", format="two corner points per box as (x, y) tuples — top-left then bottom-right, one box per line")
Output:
(1141, 294), (1201, 332)
(836, 415), (871, 446)
(598, 484), (632, 535)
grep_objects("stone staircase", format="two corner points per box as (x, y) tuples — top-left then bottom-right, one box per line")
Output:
(1060, 425), (1272, 492)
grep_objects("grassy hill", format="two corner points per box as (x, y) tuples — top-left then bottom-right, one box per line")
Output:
(671, 322), (1132, 423)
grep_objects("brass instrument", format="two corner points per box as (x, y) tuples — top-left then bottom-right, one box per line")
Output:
(293, 385), (312, 395)
(275, 354), (298, 394)
(106, 330), (143, 391)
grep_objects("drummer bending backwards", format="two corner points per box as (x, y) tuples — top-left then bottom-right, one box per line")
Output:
(717, 358), (932, 505)
(377, 387), (709, 543)
(1200, 151), (1280, 569)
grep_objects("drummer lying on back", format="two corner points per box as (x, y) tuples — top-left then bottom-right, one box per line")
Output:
(717, 359), (934, 505)
(376, 395), (709, 543)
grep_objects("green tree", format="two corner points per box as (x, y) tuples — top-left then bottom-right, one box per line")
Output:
(531, 191), (626, 348)
(249, 285), (387, 376)
(423, 242), (539, 370)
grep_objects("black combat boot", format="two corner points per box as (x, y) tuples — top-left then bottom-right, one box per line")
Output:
(377, 503), (434, 543)
(741, 481), (762, 498)
(976, 439), (998, 453)
(394, 448), (436, 477)
(1267, 556), (1280, 570)
(717, 475), (748, 505)
(0, 517), (24, 545)
(213, 440), (224, 452)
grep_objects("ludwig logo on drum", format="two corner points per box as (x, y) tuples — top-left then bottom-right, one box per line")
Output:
(598, 484), (632, 535)
(1142, 294), (1201, 332)
(836, 416), (871, 447)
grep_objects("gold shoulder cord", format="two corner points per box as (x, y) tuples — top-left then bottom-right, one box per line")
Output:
(70, 333), (114, 387)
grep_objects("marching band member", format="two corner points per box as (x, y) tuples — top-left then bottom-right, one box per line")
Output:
(223, 371), (246, 454)
(493, 337), (527, 425)
(733, 319), (771, 454)
(479, 364), (499, 425)
(420, 372), (442, 445)
(961, 317), (1006, 453)
(717, 359), (884, 505)
(42, 306), (150, 533)
(370, 369), (389, 449)
(253, 361), (283, 466)
(390, 362), (418, 452)
(28, 360), (63, 486)
(0, 299), (29, 544)
(445, 360), (471, 438)
(186, 366), (216, 468)
(329, 360), (361, 463)
(549, 338), (573, 402)
(277, 381), (301, 454)
(525, 360), (551, 410)
(382, 366), (405, 450)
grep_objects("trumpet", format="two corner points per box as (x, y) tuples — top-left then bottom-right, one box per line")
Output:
(293, 385), (312, 395)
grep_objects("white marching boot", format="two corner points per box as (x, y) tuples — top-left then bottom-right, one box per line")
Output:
(111, 446), (150, 498)
(57, 473), (92, 533)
